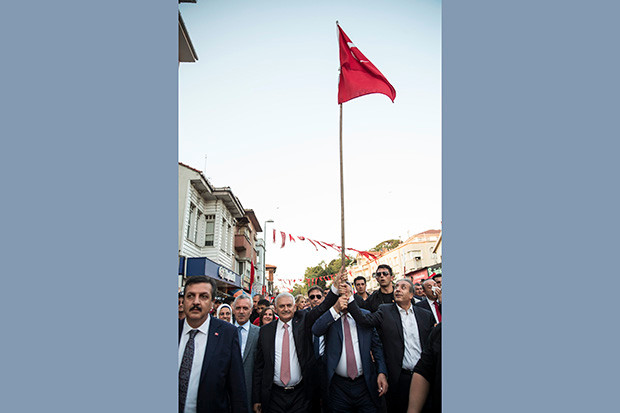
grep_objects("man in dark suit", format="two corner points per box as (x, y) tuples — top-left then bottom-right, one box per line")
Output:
(179, 276), (247, 413)
(408, 323), (442, 413)
(252, 274), (342, 413)
(233, 294), (260, 413)
(414, 278), (441, 324)
(307, 285), (327, 413)
(312, 282), (388, 413)
(412, 283), (425, 302)
(347, 278), (434, 413)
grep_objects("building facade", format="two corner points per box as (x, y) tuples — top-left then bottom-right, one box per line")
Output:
(234, 209), (262, 291)
(254, 238), (265, 295)
(348, 229), (442, 291)
(178, 163), (263, 297)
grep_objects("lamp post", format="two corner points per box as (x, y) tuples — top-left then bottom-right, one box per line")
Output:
(263, 219), (274, 295)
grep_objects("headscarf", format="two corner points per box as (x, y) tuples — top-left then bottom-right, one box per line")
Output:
(216, 303), (232, 320)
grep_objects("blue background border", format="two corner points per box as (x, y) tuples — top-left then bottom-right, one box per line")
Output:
(2, 1), (178, 411)
(2, 1), (619, 411)
(444, 1), (620, 411)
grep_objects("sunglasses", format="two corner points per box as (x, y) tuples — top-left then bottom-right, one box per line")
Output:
(309, 294), (322, 300)
(375, 272), (390, 277)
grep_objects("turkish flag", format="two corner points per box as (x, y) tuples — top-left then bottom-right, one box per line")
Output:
(249, 260), (255, 291)
(337, 24), (396, 104)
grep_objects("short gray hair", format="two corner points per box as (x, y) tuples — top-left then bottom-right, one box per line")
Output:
(275, 292), (295, 307)
(232, 294), (252, 309)
(396, 278), (415, 293)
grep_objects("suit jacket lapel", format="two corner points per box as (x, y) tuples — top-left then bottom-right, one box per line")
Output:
(241, 325), (249, 363)
(293, 315), (303, 359)
(243, 325), (257, 363)
(200, 316), (219, 380)
(336, 317), (344, 344)
(390, 304), (404, 342)
(413, 307), (431, 349)
(353, 319), (368, 354)
(266, 321), (276, 366)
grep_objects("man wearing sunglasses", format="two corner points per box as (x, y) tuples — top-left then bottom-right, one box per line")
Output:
(363, 264), (396, 313)
(307, 285), (326, 413)
(307, 286), (325, 309)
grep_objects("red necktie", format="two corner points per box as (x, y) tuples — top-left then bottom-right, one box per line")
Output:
(342, 315), (358, 379)
(433, 301), (441, 322)
(280, 323), (291, 385)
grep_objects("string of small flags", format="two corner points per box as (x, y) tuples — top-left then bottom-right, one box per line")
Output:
(271, 229), (378, 261)
(276, 271), (353, 288)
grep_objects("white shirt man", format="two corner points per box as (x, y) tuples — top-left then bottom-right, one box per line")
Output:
(273, 318), (302, 387)
(328, 307), (364, 378)
(398, 304), (422, 370)
(178, 316), (210, 413)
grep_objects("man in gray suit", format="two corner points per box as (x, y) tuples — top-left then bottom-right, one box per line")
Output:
(233, 294), (260, 413)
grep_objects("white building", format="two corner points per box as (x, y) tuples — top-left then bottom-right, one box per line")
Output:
(348, 229), (442, 291)
(254, 238), (265, 295)
(178, 163), (245, 286)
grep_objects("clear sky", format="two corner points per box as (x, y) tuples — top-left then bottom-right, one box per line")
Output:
(179, 0), (442, 286)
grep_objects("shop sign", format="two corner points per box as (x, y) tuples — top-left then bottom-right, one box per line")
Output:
(218, 266), (236, 283)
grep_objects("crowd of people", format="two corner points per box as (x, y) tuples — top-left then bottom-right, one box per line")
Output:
(178, 265), (442, 413)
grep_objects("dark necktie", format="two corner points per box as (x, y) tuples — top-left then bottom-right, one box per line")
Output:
(238, 325), (244, 356)
(433, 301), (442, 322)
(179, 329), (199, 413)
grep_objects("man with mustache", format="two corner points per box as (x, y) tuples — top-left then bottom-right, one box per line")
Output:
(179, 276), (247, 413)
(346, 279), (434, 413)
(415, 279), (441, 324)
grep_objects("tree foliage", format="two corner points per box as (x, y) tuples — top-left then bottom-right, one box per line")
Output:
(301, 257), (354, 291)
(370, 239), (401, 252)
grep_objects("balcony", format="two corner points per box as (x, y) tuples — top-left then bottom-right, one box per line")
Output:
(235, 234), (251, 252)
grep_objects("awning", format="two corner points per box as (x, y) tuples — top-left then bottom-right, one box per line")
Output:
(186, 257), (242, 289)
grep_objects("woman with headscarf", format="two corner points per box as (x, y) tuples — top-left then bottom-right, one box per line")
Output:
(216, 303), (232, 323)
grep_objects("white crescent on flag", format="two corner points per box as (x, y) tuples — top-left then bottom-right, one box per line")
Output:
(346, 42), (369, 63)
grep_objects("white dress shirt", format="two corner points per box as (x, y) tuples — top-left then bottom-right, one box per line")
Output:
(329, 308), (363, 378)
(274, 319), (302, 386)
(425, 297), (440, 323)
(234, 320), (250, 356)
(178, 316), (211, 413)
(315, 284), (339, 357)
(398, 304), (422, 371)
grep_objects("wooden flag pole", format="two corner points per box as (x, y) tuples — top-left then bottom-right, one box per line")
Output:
(337, 21), (346, 277)
(339, 103), (346, 274)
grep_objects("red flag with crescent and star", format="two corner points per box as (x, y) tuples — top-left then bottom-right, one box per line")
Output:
(337, 23), (396, 104)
